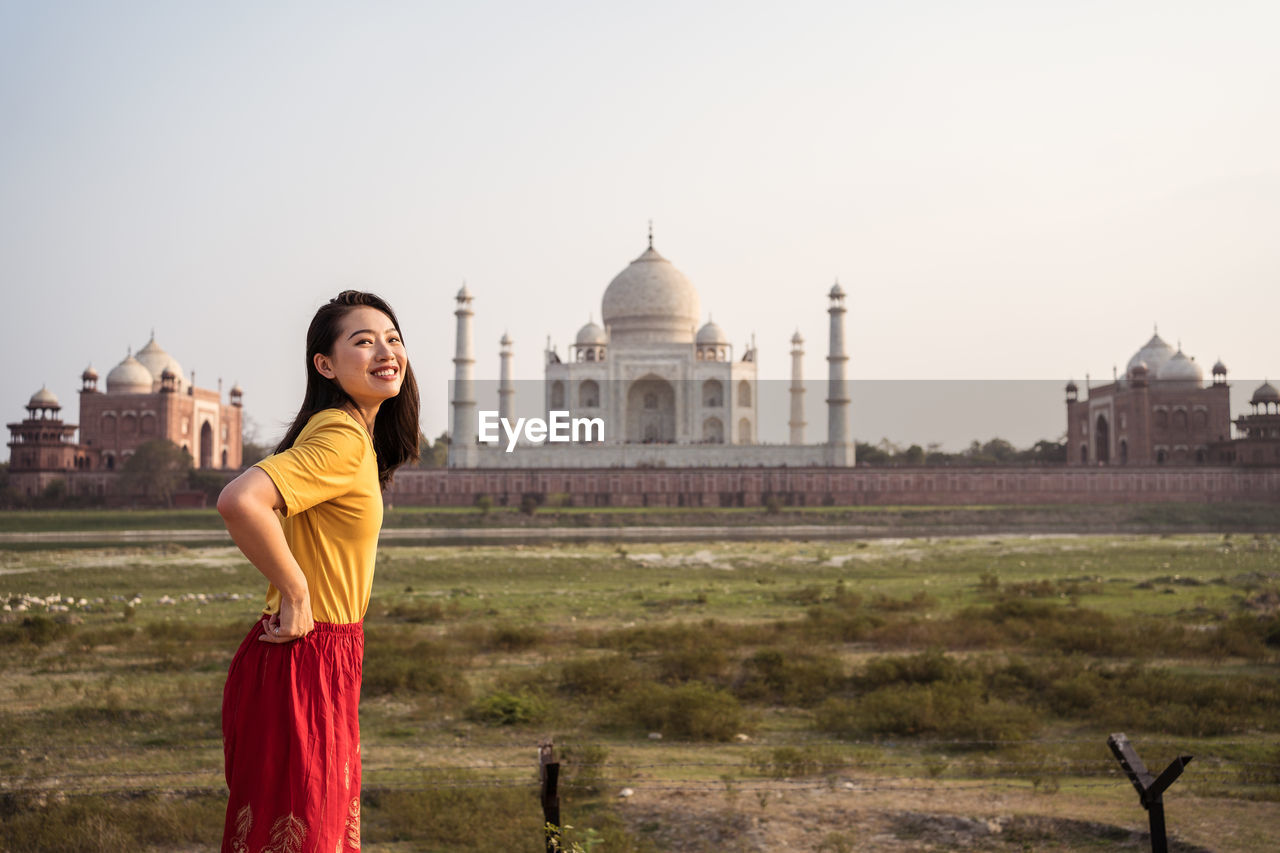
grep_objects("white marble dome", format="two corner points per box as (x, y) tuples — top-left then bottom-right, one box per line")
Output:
(1156, 349), (1204, 385)
(601, 244), (701, 344)
(28, 386), (59, 409)
(106, 353), (154, 394)
(576, 320), (607, 346)
(696, 319), (728, 346)
(136, 335), (185, 392)
(1127, 332), (1175, 379)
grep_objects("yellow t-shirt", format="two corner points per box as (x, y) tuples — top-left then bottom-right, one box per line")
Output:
(254, 408), (382, 623)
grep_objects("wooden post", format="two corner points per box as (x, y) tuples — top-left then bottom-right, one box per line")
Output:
(540, 740), (561, 853)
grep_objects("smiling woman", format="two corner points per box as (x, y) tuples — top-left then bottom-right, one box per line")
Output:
(214, 291), (420, 853)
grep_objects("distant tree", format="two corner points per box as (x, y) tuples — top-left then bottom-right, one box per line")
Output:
(980, 438), (1018, 463)
(1024, 438), (1067, 464)
(901, 444), (925, 466)
(241, 416), (273, 466)
(120, 440), (193, 505)
(856, 440), (891, 465)
(419, 431), (450, 468)
(39, 478), (68, 505)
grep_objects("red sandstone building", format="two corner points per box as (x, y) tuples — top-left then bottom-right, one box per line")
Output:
(6, 335), (243, 499)
(1063, 330), (1276, 467)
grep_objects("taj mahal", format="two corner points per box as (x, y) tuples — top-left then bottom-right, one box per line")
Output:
(447, 232), (855, 468)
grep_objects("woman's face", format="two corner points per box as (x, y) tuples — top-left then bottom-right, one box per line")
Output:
(314, 305), (407, 410)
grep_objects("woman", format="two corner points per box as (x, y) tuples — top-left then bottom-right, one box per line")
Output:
(217, 291), (419, 853)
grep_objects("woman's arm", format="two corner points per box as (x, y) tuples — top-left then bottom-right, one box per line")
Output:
(217, 467), (315, 642)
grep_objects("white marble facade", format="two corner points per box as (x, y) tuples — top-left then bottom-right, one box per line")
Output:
(449, 234), (853, 468)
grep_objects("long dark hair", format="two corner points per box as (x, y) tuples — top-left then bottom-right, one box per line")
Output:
(275, 290), (421, 488)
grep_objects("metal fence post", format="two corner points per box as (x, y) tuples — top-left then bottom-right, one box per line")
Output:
(1107, 732), (1193, 853)
(540, 740), (561, 853)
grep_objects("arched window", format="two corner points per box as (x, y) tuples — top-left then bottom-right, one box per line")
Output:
(579, 380), (599, 408)
(1172, 410), (1187, 430)
(1193, 410), (1207, 429)
(1154, 410), (1168, 429)
(550, 381), (565, 408)
(738, 417), (752, 443)
(101, 414), (116, 433)
(703, 379), (723, 408)
(1080, 444), (1088, 464)
(1119, 440), (1128, 465)
(122, 413), (137, 435)
(737, 380), (752, 406)
(702, 417), (724, 444)
(644, 392), (657, 410)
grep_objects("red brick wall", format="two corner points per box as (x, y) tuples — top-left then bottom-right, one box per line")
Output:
(386, 466), (1280, 507)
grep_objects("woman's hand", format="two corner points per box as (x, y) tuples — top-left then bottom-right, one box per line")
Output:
(260, 593), (315, 643)
(218, 468), (315, 643)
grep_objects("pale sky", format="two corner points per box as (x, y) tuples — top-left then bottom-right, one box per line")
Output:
(3, 1), (1277, 460)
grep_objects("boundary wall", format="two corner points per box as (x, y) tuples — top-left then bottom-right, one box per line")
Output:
(387, 465), (1280, 508)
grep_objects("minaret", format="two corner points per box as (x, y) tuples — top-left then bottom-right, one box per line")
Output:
(498, 331), (514, 424)
(789, 330), (805, 445)
(826, 281), (853, 465)
(448, 284), (477, 468)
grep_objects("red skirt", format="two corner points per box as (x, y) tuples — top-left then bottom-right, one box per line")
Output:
(222, 619), (364, 853)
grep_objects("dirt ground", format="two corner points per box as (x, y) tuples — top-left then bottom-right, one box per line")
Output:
(611, 779), (1274, 852)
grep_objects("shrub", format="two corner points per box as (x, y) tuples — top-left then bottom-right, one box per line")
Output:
(383, 601), (447, 623)
(559, 742), (610, 794)
(655, 642), (731, 684)
(488, 623), (545, 653)
(815, 682), (1038, 742)
(603, 682), (748, 741)
(559, 655), (648, 699)
(474, 494), (493, 514)
(735, 648), (845, 707)
(466, 690), (548, 726)
(857, 650), (964, 689)
(0, 615), (72, 647)
(363, 640), (470, 699)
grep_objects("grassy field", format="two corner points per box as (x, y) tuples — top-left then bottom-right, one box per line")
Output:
(2, 501), (1279, 535)
(1, 533), (1278, 851)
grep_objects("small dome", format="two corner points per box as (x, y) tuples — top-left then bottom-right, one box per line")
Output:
(160, 367), (176, 380)
(1251, 381), (1280, 405)
(456, 283), (472, 301)
(1131, 361), (1149, 375)
(1212, 359), (1227, 375)
(696, 319), (728, 346)
(230, 382), (244, 396)
(1127, 332), (1175, 378)
(575, 320), (607, 346)
(136, 335), (184, 392)
(28, 386), (59, 409)
(81, 364), (98, 381)
(601, 244), (701, 344)
(106, 353), (154, 394)
(829, 281), (845, 299)
(1156, 349), (1204, 385)
(791, 330), (804, 345)
(500, 331), (512, 347)
(1065, 379), (1078, 392)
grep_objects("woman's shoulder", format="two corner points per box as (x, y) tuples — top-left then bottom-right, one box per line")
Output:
(296, 408), (372, 447)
